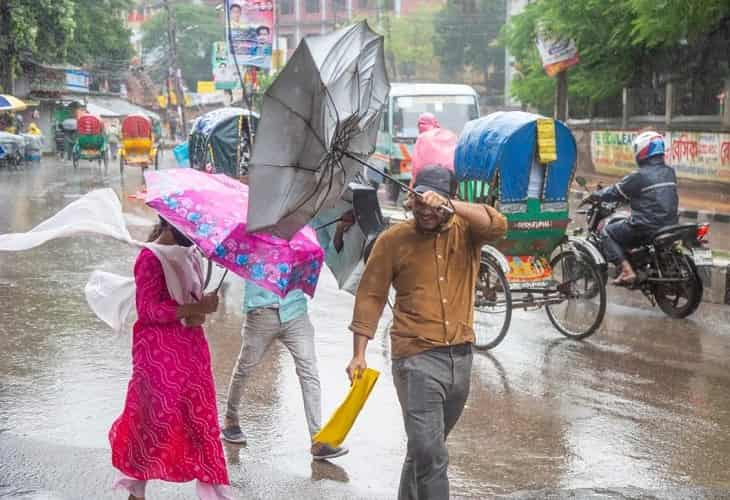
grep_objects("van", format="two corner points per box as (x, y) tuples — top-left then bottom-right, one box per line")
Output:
(369, 83), (480, 202)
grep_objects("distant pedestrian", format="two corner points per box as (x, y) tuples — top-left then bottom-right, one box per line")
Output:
(346, 165), (507, 499)
(110, 217), (232, 500)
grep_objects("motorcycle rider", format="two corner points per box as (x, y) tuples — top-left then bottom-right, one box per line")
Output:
(586, 131), (679, 285)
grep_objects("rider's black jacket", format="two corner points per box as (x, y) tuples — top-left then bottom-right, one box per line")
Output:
(594, 155), (679, 230)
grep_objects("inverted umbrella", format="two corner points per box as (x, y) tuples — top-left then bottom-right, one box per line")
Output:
(0, 95), (27, 112)
(145, 168), (324, 298)
(247, 21), (390, 240)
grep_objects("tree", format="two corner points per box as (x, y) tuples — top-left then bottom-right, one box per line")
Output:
(503, 0), (730, 113)
(381, 7), (438, 81)
(67, 0), (134, 69)
(142, 4), (223, 91)
(434, 0), (506, 90)
(0, 0), (76, 92)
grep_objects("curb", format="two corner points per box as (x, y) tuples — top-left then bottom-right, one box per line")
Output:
(569, 189), (730, 223)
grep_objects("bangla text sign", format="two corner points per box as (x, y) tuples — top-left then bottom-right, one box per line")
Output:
(591, 130), (730, 184)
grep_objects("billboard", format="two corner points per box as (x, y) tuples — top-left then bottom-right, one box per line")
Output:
(213, 41), (240, 90)
(590, 130), (730, 184)
(225, 0), (273, 69)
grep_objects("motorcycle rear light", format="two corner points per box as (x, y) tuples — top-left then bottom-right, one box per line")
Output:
(697, 224), (710, 240)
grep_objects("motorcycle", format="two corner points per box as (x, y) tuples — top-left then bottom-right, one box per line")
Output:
(572, 176), (710, 319)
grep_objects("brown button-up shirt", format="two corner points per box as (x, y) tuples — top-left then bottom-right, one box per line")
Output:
(350, 205), (507, 359)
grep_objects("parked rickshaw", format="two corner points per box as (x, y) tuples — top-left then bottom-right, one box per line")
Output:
(0, 131), (26, 169)
(72, 114), (109, 169)
(188, 107), (258, 178)
(455, 111), (607, 349)
(119, 114), (158, 175)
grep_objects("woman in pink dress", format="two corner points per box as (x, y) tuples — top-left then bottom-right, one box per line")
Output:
(110, 217), (232, 500)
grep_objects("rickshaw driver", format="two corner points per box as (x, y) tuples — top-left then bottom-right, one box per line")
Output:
(585, 131), (679, 285)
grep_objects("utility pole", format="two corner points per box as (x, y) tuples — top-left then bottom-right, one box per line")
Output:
(554, 70), (568, 121)
(163, 0), (186, 137)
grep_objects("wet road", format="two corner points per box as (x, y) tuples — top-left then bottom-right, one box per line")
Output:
(2, 160), (730, 499)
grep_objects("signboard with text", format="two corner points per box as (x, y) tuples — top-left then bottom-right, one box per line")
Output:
(591, 130), (730, 184)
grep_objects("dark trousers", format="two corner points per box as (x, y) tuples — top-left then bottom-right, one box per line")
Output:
(392, 344), (473, 500)
(602, 219), (649, 265)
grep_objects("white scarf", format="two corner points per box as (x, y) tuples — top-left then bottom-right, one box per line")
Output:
(0, 189), (204, 333)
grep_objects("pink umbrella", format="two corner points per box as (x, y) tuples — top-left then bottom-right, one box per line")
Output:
(410, 127), (458, 187)
(145, 169), (324, 298)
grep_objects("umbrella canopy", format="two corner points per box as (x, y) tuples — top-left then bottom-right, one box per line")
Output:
(247, 21), (389, 240)
(314, 182), (387, 294)
(0, 95), (27, 112)
(145, 168), (324, 298)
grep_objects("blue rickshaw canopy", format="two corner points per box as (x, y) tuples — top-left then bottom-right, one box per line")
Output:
(454, 111), (577, 204)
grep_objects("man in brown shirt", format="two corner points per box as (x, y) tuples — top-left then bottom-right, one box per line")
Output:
(346, 165), (507, 499)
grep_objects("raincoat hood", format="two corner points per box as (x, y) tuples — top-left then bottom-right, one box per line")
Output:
(418, 113), (440, 134)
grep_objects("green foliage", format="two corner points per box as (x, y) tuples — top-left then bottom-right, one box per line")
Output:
(142, 4), (223, 90)
(67, 0), (134, 67)
(503, 0), (730, 110)
(381, 7), (438, 80)
(434, 0), (506, 85)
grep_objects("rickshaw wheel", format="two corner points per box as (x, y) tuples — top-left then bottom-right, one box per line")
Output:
(545, 251), (607, 339)
(473, 256), (512, 350)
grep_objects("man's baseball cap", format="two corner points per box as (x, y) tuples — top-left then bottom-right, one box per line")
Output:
(412, 165), (457, 198)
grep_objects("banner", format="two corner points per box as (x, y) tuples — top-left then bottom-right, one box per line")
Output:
(590, 130), (730, 184)
(225, 0), (273, 69)
(212, 41), (240, 90)
(536, 35), (579, 77)
(65, 69), (90, 93)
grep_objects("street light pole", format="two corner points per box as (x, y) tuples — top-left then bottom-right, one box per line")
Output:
(163, 0), (187, 137)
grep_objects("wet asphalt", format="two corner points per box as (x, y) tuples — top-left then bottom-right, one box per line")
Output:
(2, 158), (730, 500)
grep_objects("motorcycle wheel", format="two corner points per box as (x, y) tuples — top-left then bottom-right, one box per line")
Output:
(653, 254), (703, 319)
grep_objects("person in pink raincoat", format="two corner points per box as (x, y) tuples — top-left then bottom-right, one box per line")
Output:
(409, 113), (458, 188)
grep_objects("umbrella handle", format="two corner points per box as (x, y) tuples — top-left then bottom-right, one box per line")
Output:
(203, 259), (213, 289)
(314, 217), (343, 231)
(213, 269), (229, 293)
(341, 151), (454, 214)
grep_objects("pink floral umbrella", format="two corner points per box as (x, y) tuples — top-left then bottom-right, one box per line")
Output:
(145, 169), (324, 298)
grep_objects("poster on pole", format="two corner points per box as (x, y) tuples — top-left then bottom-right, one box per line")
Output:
(213, 41), (240, 90)
(225, 0), (274, 69)
(536, 35), (579, 77)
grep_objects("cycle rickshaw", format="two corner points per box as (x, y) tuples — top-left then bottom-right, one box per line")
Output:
(72, 114), (109, 169)
(455, 111), (607, 349)
(188, 107), (259, 178)
(119, 114), (159, 175)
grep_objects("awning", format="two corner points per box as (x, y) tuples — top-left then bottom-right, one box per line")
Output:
(85, 102), (121, 117)
(85, 96), (160, 121)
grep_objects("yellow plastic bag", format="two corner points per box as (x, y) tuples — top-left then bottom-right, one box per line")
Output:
(536, 118), (557, 164)
(313, 368), (380, 448)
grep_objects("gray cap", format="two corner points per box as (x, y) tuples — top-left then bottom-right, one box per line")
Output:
(412, 165), (457, 198)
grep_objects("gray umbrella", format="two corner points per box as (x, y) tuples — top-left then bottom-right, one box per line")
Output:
(247, 21), (390, 240)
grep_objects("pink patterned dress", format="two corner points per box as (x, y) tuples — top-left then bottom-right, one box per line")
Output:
(109, 248), (229, 488)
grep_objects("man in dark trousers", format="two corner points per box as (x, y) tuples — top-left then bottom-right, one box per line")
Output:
(346, 165), (507, 499)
